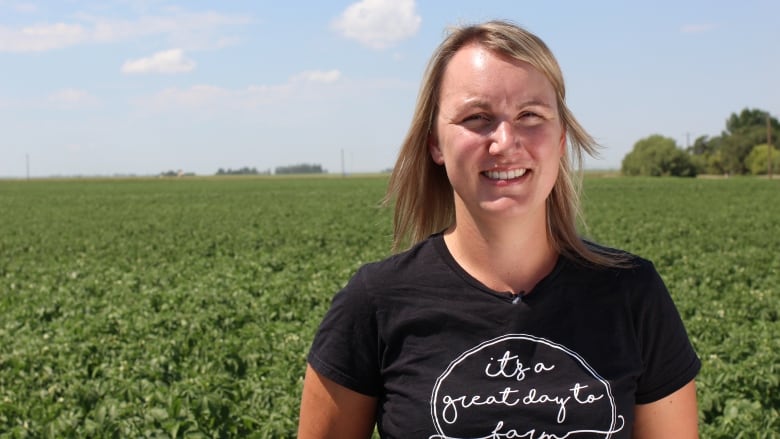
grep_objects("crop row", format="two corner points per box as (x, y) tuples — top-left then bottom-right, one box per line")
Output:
(0, 176), (778, 437)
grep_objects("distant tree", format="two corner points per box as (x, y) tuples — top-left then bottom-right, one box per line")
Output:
(687, 135), (717, 156)
(274, 163), (325, 175)
(687, 134), (736, 175)
(720, 135), (756, 175)
(215, 167), (268, 175)
(687, 135), (718, 174)
(685, 108), (778, 175)
(745, 144), (780, 175)
(706, 151), (727, 176)
(726, 108), (777, 133)
(719, 108), (779, 175)
(622, 134), (697, 177)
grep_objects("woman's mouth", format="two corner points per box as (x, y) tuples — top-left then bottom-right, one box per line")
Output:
(482, 168), (528, 181)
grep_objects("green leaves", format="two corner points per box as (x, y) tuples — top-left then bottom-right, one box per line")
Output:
(0, 177), (391, 437)
(1, 176), (777, 437)
(584, 177), (780, 437)
(621, 134), (697, 177)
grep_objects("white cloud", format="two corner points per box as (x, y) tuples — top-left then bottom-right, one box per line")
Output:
(138, 69), (344, 110)
(0, 11), (250, 53)
(121, 49), (195, 74)
(0, 23), (88, 52)
(48, 88), (99, 108)
(332, 0), (420, 49)
(681, 23), (716, 34)
(146, 85), (232, 108)
(290, 69), (342, 84)
(82, 11), (249, 49)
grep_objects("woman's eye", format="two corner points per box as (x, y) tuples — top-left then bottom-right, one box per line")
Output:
(464, 113), (489, 122)
(461, 114), (495, 129)
(460, 114), (493, 131)
(518, 112), (546, 125)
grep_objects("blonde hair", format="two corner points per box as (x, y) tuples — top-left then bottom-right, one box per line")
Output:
(386, 20), (626, 267)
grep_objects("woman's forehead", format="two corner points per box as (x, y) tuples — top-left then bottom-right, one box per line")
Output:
(438, 44), (557, 107)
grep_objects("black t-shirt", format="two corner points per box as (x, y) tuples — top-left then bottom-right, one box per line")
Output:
(308, 234), (700, 438)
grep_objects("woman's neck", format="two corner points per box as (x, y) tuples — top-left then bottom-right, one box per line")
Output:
(443, 206), (558, 295)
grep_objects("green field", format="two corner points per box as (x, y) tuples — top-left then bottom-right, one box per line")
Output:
(1, 176), (778, 437)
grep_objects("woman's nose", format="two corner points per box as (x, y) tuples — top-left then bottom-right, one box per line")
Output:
(488, 120), (519, 155)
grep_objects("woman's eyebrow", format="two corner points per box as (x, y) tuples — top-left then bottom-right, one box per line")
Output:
(515, 99), (555, 110)
(448, 97), (555, 115)
(457, 98), (491, 110)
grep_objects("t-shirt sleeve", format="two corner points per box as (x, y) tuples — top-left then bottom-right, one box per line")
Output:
(632, 261), (701, 404)
(307, 266), (382, 397)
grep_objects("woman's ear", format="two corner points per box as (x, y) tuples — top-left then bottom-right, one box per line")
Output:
(429, 134), (445, 165)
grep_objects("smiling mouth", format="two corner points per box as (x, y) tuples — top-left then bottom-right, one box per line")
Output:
(482, 168), (528, 181)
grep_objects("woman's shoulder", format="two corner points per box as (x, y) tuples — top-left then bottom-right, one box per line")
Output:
(579, 240), (655, 269)
(569, 240), (663, 287)
(565, 240), (678, 313)
(347, 234), (445, 292)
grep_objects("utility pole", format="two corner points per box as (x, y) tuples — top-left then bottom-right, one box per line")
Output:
(341, 148), (345, 177)
(768, 114), (773, 179)
(26, 154), (30, 180)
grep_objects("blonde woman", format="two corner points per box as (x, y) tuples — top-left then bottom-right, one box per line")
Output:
(299, 20), (699, 439)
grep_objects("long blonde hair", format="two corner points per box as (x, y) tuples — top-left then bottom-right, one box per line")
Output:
(386, 20), (626, 267)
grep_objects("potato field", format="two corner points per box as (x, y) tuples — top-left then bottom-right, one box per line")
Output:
(0, 176), (778, 438)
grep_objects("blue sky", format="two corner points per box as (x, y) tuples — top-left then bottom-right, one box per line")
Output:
(1, 0), (778, 177)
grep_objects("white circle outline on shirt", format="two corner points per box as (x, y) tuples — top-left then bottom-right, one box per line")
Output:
(429, 333), (622, 438)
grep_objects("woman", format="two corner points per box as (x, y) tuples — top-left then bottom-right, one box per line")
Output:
(299, 20), (700, 438)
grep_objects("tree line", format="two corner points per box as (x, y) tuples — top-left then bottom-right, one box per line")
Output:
(214, 164), (325, 176)
(216, 167), (271, 176)
(622, 108), (778, 177)
(274, 163), (325, 175)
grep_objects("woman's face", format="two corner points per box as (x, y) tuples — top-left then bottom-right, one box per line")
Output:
(429, 43), (565, 224)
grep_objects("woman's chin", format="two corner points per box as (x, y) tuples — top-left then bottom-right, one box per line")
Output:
(474, 197), (543, 219)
